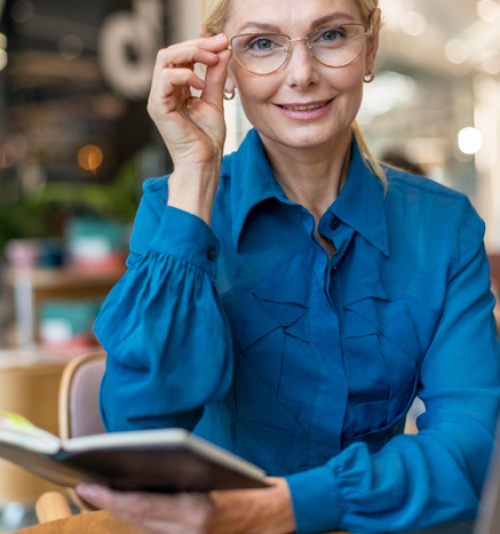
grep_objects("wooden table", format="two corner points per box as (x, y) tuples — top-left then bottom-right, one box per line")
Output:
(15, 510), (142, 534)
(14, 511), (350, 534)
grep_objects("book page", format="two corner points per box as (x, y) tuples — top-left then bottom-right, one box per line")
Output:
(0, 413), (61, 454)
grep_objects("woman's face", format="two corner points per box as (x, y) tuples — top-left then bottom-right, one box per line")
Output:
(224, 0), (380, 154)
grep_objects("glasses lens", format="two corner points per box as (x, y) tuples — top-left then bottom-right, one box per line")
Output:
(308, 24), (367, 68)
(231, 33), (290, 74)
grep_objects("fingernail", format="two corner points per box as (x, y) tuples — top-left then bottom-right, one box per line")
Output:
(76, 484), (103, 498)
(213, 33), (227, 41)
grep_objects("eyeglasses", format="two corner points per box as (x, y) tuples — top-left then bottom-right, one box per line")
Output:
(229, 23), (372, 75)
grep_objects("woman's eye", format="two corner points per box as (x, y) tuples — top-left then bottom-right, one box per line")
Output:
(320, 28), (344, 41)
(249, 37), (274, 50)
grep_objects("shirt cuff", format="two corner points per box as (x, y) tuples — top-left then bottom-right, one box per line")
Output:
(150, 206), (220, 278)
(286, 465), (342, 534)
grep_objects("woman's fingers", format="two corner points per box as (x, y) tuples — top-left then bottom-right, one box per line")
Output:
(76, 485), (214, 533)
(153, 35), (229, 75)
(144, 34), (231, 167)
(202, 48), (232, 109)
(149, 35), (231, 115)
(153, 46), (217, 76)
(149, 68), (206, 113)
(140, 519), (196, 534)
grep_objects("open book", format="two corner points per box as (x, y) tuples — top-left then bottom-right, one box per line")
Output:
(0, 414), (268, 492)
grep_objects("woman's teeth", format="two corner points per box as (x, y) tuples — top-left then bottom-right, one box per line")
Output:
(281, 103), (325, 111)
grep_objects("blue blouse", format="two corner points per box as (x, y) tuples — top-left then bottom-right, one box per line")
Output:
(96, 129), (500, 534)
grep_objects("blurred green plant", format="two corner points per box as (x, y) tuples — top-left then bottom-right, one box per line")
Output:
(0, 194), (52, 247)
(0, 155), (142, 251)
(38, 157), (140, 223)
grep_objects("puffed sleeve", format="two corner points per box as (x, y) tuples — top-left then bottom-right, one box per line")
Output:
(286, 200), (500, 533)
(95, 179), (234, 432)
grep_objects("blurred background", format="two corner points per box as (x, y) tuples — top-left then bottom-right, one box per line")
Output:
(0, 0), (499, 530)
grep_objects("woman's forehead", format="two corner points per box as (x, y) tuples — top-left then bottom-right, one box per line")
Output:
(225, 0), (361, 32)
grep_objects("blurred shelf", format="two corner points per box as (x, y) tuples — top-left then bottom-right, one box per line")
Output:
(7, 267), (125, 347)
(9, 51), (101, 85)
(0, 347), (85, 370)
(8, 267), (125, 290)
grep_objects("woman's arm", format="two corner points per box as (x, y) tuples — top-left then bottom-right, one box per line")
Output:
(77, 478), (297, 534)
(96, 36), (234, 432)
(285, 199), (500, 533)
(97, 191), (234, 431)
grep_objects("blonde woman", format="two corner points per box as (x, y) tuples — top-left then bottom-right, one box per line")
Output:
(77, 0), (500, 532)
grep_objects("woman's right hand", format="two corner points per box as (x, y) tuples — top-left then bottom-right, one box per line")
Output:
(148, 34), (232, 170)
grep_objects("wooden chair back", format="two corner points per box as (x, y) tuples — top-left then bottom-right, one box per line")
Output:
(57, 350), (107, 513)
(58, 351), (106, 440)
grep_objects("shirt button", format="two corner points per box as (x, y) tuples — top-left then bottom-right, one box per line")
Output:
(207, 247), (216, 260)
(330, 217), (340, 230)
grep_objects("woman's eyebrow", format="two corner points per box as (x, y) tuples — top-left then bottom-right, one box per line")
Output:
(235, 12), (357, 34)
(312, 12), (357, 27)
(235, 21), (281, 33)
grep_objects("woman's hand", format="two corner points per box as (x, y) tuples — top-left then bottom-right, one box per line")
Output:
(148, 34), (231, 169)
(148, 34), (232, 224)
(76, 477), (296, 534)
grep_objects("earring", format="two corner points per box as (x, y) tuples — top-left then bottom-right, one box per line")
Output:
(364, 72), (375, 83)
(223, 89), (236, 101)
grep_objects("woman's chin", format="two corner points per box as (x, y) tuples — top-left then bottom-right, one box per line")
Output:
(261, 126), (351, 153)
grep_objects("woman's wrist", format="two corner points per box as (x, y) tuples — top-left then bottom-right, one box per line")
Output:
(167, 160), (222, 226)
(208, 477), (296, 534)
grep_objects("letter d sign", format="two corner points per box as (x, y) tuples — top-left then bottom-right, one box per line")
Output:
(98, 0), (162, 101)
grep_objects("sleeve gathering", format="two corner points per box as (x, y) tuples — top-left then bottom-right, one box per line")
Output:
(96, 186), (234, 432)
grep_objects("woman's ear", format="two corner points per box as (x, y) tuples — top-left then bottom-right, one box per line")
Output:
(225, 66), (237, 95)
(365, 7), (381, 75)
(224, 82), (236, 96)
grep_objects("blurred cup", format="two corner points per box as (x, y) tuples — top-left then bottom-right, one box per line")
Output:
(5, 238), (65, 269)
(5, 239), (42, 269)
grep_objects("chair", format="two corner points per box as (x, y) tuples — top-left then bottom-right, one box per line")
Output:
(58, 351), (107, 440)
(34, 351), (107, 523)
(30, 352), (144, 532)
(59, 351), (107, 513)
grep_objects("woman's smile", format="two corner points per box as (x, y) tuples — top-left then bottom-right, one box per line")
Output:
(275, 98), (335, 120)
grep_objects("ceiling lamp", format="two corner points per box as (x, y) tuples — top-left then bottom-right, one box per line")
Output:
(399, 11), (427, 37)
(444, 40), (470, 64)
(458, 127), (484, 155)
(477, 0), (500, 22)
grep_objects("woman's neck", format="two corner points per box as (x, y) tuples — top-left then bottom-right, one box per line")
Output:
(263, 134), (352, 223)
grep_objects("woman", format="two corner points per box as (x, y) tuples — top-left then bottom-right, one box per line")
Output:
(77, 0), (500, 532)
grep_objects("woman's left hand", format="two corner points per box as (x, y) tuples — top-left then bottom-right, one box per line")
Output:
(76, 477), (296, 534)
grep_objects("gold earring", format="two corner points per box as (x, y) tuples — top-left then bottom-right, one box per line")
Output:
(223, 89), (236, 101)
(364, 72), (375, 83)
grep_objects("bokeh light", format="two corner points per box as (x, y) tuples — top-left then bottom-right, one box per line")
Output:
(77, 145), (104, 173)
(458, 127), (484, 155)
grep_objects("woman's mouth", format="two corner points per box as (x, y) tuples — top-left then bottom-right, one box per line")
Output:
(277, 99), (333, 119)
(281, 102), (326, 111)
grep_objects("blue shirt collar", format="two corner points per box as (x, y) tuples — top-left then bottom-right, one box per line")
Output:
(226, 128), (389, 257)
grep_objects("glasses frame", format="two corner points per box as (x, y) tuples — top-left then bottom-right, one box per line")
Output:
(229, 23), (373, 75)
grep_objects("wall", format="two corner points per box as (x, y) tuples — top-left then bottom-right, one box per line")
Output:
(171, 0), (203, 41)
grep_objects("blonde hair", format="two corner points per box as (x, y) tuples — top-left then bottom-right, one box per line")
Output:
(201, 0), (386, 186)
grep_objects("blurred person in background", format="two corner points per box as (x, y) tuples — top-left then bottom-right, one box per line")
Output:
(77, 0), (500, 533)
(381, 149), (425, 176)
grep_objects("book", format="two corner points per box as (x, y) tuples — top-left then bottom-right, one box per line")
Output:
(0, 413), (268, 493)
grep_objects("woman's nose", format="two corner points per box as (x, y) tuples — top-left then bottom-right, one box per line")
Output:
(284, 39), (319, 87)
